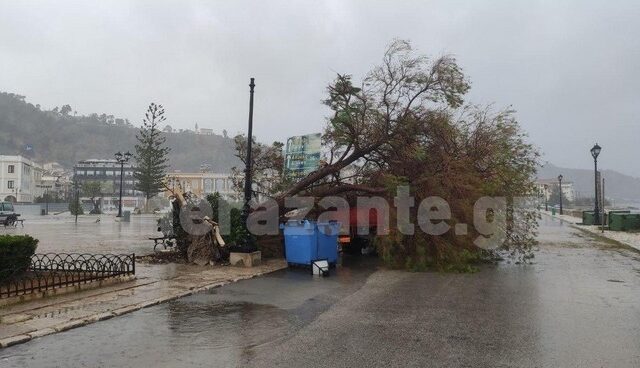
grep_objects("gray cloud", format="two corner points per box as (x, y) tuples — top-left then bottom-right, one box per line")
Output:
(1, 0), (638, 176)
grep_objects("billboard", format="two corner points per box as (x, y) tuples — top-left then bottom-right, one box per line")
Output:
(284, 133), (322, 179)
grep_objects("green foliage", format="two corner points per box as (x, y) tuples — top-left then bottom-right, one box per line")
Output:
(134, 103), (171, 201)
(0, 235), (39, 281)
(321, 40), (539, 270)
(205, 193), (246, 245)
(69, 199), (84, 215)
(82, 180), (103, 214)
(230, 135), (288, 199)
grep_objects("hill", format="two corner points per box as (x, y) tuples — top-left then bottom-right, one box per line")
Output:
(537, 162), (640, 204)
(0, 92), (241, 172)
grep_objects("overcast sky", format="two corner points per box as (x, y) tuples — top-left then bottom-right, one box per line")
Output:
(1, 0), (639, 176)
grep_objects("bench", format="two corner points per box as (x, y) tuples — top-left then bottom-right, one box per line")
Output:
(2, 215), (22, 228)
(149, 235), (177, 251)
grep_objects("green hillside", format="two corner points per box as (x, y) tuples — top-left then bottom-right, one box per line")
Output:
(0, 92), (240, 172)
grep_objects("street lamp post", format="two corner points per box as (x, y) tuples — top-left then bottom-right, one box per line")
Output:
(73, 178), (82, 224)
(544, 184), (549, 211)
(590, 143), (602, 225)
(238, 77), (256, 253)
(114, 151), (132, 218)
(557, 174), (563, 215)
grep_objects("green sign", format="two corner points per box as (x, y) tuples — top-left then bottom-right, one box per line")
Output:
(285, 133), (321, 179)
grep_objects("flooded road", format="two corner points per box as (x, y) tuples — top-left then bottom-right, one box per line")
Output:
(1, 216), (640, 367)
(0, 214), (160, 255)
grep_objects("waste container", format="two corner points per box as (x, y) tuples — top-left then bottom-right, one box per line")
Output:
(551, 207), (556, 216)
(582, 211), (594, 225)
(609, 212), (626, 231)
(283, 220), (340, 267)
(624, 214), (640, 231)
(123, 210), (131, 222)
(40, 208), (46, 216)
(316, 222), (340, 265)
(283, 220), (318, 266)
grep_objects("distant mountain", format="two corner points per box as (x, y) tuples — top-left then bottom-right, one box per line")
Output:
(537, 162), (640, 203)
(0, 92), (241, 172)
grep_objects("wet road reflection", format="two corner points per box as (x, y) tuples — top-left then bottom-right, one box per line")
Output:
(0, 256), (378, 368)
(1, 217), (639, 367)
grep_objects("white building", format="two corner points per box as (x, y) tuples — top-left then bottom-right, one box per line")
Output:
(198, 128), (214, 135)
(164, 172), (237, 200)
(535, 178), (575, 202)
(0, 155), (44, 203)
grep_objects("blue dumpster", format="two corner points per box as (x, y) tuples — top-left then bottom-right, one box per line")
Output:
(316, 222), (339, 264)
(283, 220), (317, 266)
(283, 220), (340, 267)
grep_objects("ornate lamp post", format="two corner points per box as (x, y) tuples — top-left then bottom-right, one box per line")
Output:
(237, 77), (256, 253)
(590, 143), (602, 225)
(557, 174), (563, 215)
(114, 151), (132, 217)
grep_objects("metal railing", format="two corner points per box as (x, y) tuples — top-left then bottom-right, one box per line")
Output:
(1, 253), (135, 299)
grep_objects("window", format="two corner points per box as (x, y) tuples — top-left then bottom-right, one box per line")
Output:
(7, 180), (14, 189)
(8, 165), (14, 173)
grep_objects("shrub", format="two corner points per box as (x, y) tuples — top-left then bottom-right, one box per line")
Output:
(0, 235), (39, 281)
(69, 201), (84, 215)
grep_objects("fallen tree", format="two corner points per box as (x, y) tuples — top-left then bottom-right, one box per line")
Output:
(162, 182), (228, 265)
(233, 39), (539, 269)
(170, 39), (539, 268)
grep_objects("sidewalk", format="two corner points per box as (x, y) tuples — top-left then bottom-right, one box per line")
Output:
(544, 211), (640, 252)
(0, 259), (287, 348)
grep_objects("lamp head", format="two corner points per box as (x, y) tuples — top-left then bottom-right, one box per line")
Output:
(115, 151), (123, 161)
(590, 143), (601, 160)
(558, 174), (563, 182)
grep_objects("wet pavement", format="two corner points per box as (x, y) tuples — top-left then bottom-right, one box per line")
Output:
(0, 214), (160, 255)
(1, 216), (640, 367)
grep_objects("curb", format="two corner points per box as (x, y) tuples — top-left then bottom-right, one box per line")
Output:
(0, 263), (287, 349)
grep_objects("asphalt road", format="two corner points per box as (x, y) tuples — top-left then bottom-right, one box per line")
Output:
(1, 216), (639, 367)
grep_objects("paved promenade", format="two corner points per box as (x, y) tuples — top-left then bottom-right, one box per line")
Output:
(0, 259), (287, 348)
(544, 211), (640, 252)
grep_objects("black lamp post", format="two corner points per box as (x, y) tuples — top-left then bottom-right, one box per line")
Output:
(557, 174), (563, 215)
(590, 143), (602, 225)
(238, 77), (256, 253)
(73, 178), (82, 224)
(544, 184), (549, 211)
(115, 151), (132, 217)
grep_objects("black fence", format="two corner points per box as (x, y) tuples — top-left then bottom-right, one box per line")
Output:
(0, 253), (135, 299)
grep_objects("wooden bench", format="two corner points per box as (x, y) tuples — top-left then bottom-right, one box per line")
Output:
(149, 235), (177, 251)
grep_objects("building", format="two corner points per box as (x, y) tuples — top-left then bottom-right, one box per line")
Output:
(535, 178), (575, 202)
(198, 128), (214, 135)
(39, 162), (73, 201)
(0, 155), (44, 203)
(164, 172), (237, 200)
(74, 159), (143, 211)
